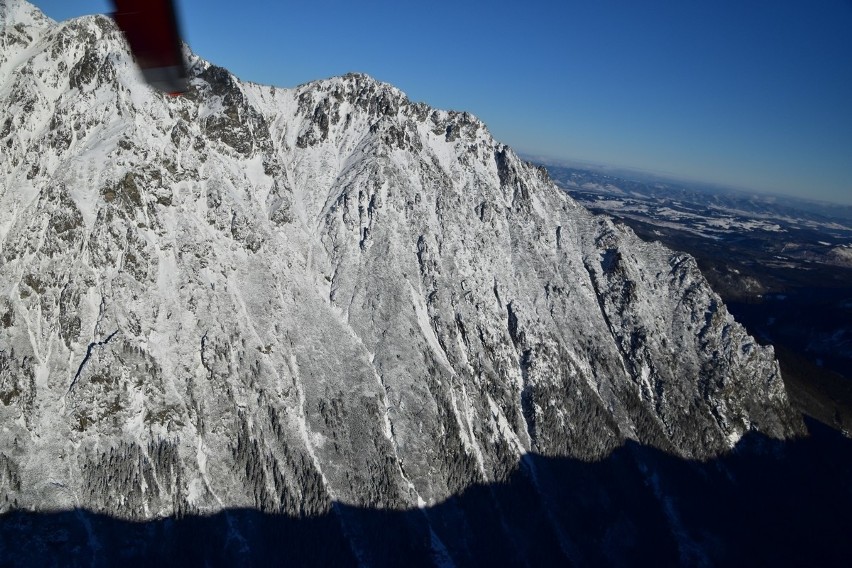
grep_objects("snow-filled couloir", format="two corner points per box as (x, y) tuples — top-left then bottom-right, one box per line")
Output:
(0, 0), (803, 563)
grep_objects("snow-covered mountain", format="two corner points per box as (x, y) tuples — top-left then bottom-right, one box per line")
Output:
(0, 0), (810, 563)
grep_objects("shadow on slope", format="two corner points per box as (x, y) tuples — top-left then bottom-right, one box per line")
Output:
(2, 419), (850, 567)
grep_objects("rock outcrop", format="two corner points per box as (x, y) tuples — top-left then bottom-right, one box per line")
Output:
(0, 1), (805, 563)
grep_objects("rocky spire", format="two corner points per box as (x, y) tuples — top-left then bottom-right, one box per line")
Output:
(0, 0), (52, 29)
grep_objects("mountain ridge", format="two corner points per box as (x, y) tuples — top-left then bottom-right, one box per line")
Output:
(0, 1), (814, 563)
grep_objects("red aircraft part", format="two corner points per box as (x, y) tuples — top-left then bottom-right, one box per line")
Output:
(112, 0), (188, 95)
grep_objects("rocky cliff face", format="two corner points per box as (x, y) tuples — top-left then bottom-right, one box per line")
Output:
(0, 0), (804, 562)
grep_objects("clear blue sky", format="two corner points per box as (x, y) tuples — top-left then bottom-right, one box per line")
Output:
(31, 0), (852, 205)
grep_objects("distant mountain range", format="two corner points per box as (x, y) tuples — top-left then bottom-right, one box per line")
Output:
(524, 156), (852, 223)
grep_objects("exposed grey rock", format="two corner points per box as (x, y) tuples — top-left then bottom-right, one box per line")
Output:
(0, 0), (804, 561)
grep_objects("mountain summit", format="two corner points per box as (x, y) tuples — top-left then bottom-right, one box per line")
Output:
(0, 2), (816, 564)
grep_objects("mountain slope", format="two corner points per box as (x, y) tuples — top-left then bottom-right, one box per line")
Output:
(0, 0), (804, 563)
